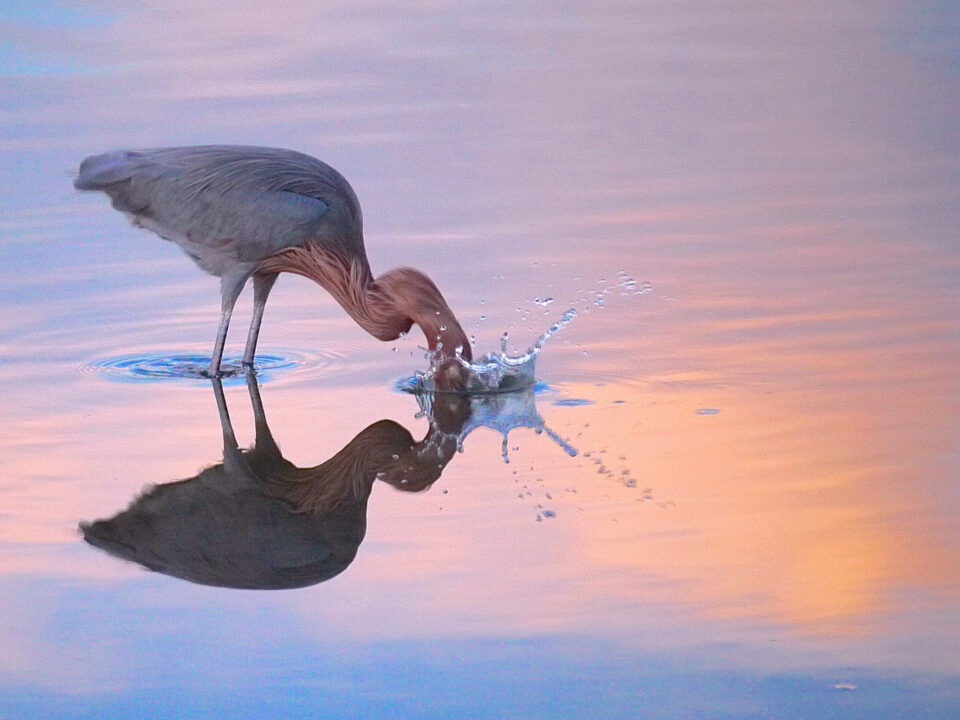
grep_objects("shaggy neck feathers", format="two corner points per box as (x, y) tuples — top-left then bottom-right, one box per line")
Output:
(256, 241), (471, 361)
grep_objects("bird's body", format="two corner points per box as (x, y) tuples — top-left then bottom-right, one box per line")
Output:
(75, 145), (471, 376)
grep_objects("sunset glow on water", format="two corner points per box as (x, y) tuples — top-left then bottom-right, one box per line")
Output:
(1, 1), (959, 717)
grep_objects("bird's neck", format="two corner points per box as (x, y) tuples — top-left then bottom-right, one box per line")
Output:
(257, 243), (472, 362)
(370, 266), (472, 362)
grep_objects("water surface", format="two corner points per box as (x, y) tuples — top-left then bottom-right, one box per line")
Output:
(1, 0), (959, 717)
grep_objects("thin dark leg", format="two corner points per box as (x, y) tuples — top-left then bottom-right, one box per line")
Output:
(243, 273), (278, 367)
(210, 377), (238, 451)
(207, 272), (249, 377)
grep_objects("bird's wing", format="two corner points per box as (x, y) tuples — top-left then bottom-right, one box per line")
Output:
(75, 145), (361, 260)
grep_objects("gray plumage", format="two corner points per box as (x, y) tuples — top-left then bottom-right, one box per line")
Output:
(74, 145), (367, 375)
(75, 145), (364, 274)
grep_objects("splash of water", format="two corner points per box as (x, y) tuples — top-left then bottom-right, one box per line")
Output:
(408, 271), (650, 393)
(412, 382), (578, 463)
(415, 308), (578, 394)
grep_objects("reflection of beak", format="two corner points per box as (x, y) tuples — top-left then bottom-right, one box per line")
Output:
(429, 392), (472, 434)
(430, 360), (469, 393)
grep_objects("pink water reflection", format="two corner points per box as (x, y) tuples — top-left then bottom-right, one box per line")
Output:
(1, 0), (959, 714)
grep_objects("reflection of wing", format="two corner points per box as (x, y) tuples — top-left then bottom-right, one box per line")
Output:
(81, 462), (369, 590)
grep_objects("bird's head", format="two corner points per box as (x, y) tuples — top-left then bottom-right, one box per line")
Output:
(373, 267), (473, 370)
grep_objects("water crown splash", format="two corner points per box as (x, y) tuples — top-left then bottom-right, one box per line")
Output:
(415, 308), (578, 393)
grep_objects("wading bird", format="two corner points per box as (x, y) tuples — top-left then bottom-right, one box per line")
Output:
(74, 145), (472, 377)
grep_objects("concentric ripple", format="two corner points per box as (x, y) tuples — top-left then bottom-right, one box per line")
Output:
(85, 349), (336, 385)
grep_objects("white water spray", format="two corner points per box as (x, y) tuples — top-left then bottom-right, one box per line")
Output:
(416, 308), (578, 393)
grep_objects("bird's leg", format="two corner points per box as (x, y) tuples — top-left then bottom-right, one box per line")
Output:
(242, 273), (278, 367)
(244, 366), (280, 455)
(207, 272), (249, 377)
(210, 376), (238, 451)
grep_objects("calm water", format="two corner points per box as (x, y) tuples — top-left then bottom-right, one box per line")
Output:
(2, 1), (960, 717)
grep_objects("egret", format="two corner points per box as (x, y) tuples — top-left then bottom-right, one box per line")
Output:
(74, 145), (472, 377)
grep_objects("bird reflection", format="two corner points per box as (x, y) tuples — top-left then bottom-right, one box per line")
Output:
(81, 372), (469, 590)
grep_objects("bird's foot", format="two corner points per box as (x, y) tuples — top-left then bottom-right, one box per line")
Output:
(200, 362), (225, 379)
